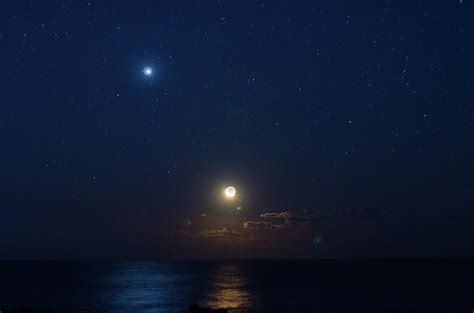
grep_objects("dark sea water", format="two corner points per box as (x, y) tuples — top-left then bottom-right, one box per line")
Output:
(0, 259), (473, 313)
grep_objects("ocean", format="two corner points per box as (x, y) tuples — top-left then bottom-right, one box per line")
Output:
(0, 259), (473, 313)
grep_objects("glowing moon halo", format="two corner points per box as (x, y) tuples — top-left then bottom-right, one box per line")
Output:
(224, 186), (236, 199)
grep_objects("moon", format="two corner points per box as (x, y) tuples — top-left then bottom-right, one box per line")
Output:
(224, 186), (236, 199)
(143, 66), (153, 76)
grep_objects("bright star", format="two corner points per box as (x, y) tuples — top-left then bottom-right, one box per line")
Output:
(143, 66), (153, 76)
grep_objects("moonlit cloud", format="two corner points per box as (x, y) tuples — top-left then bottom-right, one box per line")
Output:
(242, 220), (283, 231)
(177, 227), (255, 244)
(243, 210), (328, 235)
(260, 211), (292, 219)
(177, 209), (329, 246)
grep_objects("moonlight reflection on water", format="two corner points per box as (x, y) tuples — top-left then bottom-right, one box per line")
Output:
(204, 264), (254, 311)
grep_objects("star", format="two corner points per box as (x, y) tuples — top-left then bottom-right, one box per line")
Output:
(143, 66), (153, 76)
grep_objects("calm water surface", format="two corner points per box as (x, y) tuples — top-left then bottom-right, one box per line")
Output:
(0, 259), (473, 313)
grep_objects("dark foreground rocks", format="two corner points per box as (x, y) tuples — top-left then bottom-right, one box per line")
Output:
(189, 304), (228, 313)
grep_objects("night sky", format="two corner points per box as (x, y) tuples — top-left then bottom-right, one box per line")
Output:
(1, 1), (473, 259)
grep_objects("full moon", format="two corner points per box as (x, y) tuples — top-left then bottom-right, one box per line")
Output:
(224, 186), (236, 199)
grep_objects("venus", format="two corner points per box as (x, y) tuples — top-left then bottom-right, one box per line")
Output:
(224, 186), (236, 199)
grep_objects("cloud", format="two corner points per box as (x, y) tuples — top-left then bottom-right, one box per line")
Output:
(242, 220), (283, 231)
(243, 210), (328, 234)
(200, 227), (254, 240)
(260, 211), (292, 219)
(177, 227), (255, 244)
(178, 210), (329, 245)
